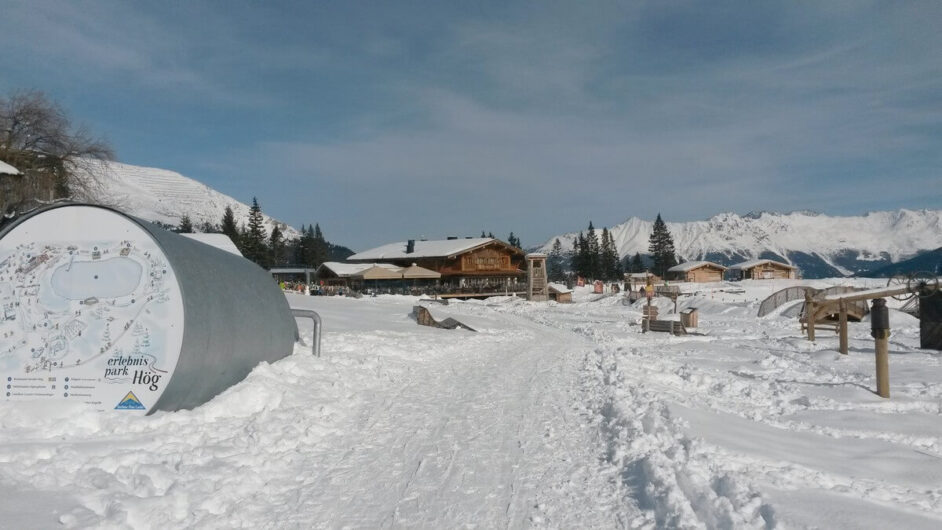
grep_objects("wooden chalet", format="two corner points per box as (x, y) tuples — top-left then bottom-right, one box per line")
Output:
(728, 259), (798, 280)
(347, 237), (525, 294)
(666, 261), (727, 283)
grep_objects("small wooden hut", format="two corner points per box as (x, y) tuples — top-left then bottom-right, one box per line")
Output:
(548, 283), (573, 303)
(728, 259), (797, 280)
(666, 261), (727, 283)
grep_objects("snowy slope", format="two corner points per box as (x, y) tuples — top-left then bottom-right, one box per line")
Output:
(77, 160), (299, 238)
(539, 210), (942, 277)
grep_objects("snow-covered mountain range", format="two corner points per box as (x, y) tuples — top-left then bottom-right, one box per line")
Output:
(78, 160), (299, 238)
(538, 210), (942, 278)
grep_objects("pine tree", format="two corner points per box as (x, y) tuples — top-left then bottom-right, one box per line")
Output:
(586, 222), (600, 280)
(648, 213), (677, 277)
(200, 220), (219, 233)
(611, 230), (623, 279)
(573, 232), (586, 278)
(481, 230), (486, 238)
(630, 252), (644, 273)
(221, 205), (238, 243)
(600, 227), (612, 280)
(177, 214), (193, 233)
(269, 225), (284, 267)
(548, 238), (565, 282)
(299, 225), (314, 266)
(244, 197), (269, 267)
(571, 235), (582, 278)
(600, 228), (621, 281)
(507, 232), (521, 249)
(312, 223), (329, 266)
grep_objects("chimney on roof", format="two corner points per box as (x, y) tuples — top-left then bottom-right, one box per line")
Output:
(406, 239), (415, 254)
(447, 236), (457, 240)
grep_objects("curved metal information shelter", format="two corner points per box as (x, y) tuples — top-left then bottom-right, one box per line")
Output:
(0, 204), (297, 414)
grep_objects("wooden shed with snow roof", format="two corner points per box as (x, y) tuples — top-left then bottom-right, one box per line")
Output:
(548, 283), (573, 303)
(728, 259), (797, 280)
(667, 261), (727, 283)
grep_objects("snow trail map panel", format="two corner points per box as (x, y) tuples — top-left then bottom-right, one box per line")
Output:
(0, 206), (184, 413)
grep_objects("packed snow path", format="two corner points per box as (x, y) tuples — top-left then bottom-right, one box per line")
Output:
(282, 295), (632, 528)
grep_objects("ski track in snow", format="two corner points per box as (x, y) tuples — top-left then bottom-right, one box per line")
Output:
(1, 281), (941, 529)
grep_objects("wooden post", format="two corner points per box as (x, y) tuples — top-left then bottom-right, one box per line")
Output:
(644, 296), (651, 333)
(643, 281), (654, 333)
(839, 299), (848, 355)
(871, 298), (890, 398)
(805, 291), (815, 342)
(875, 334), (890, 398)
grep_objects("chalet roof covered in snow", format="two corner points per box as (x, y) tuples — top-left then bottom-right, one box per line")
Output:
(0, 160), (21, 175)
(317, 261), (401, 278)
(356, 264), (404, 280)
(729, 258), (796, 270)
(349, 238), (516, 261)
(547, 283), (572, 294)
(668, 260), (727, 272)
(400, 263), (442, 279)
(625, 272), (659, 279)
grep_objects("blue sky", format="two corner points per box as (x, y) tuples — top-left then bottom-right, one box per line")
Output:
(1, 1), (940, 250)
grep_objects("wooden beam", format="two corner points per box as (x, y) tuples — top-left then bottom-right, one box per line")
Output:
(818, 285), (912, 304)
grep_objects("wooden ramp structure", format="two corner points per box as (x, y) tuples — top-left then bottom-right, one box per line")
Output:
(759, 285), (869, 320)
(803, 276), (939, 354)
(800, 286), (870, 334)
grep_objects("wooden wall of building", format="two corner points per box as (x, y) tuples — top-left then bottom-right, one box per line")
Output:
(747, 265), (795, 280)
(687, 267), (724, 283)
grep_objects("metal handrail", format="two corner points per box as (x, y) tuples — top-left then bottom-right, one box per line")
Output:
(291, 308), (323, 357)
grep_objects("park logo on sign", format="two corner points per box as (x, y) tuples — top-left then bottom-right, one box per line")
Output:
(115, 391), (146, 410)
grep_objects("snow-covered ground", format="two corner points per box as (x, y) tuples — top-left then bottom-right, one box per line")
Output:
(1, 279), (941, 528)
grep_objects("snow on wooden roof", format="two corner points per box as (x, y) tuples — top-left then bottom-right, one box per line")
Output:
(181, 233), (242, 257)
(0, 160), (22, 175)
(349, 238), (510, 261)
(668, 261), (727, 272)
(401, 263), (442, 279)
(729, 258), (796, 270)
(356, 265), (404, 280)
(318, 261), (401, 277)
(548, 283), (572, 294)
